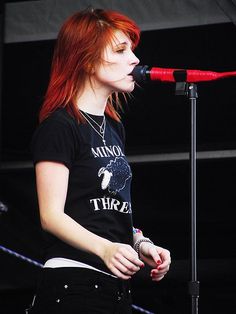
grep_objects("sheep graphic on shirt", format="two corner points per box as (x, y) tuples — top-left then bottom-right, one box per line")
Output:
(98, 157), (132, 195)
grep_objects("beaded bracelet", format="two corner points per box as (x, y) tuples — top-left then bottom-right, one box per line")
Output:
(133, 237), (154, 258)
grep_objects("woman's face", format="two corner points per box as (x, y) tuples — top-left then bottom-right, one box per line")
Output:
(93, 30), (140, 94)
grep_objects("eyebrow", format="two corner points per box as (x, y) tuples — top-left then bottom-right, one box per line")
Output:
(116, 41), (128, 45)
(114, 41), (131, 48)
(113, 41), (132, 49)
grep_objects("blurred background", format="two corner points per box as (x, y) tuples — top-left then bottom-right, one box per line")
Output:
(0, 1), (236, 313)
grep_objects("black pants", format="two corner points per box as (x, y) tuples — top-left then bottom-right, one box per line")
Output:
(27, 268), (132, 314)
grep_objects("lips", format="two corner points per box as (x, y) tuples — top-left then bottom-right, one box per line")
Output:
(128, 68), (136, 81)
(127, 74), (134, 81)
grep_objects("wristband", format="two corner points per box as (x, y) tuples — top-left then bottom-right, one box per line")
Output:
(133, 227), (142, 235)
(133, 237), (154, 258)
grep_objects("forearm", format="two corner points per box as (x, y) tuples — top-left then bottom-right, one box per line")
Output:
(41, 211), (110, 260)
(41, 212), (144, 279)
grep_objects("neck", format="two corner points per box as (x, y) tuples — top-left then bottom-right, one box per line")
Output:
(76, 79), (111, 116)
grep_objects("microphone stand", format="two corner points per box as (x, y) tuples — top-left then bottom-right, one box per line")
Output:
(175, 82), (200, 314)
(0, 1), (5, 165)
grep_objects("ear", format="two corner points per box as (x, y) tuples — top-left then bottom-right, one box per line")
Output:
(86, 63), (95, 74)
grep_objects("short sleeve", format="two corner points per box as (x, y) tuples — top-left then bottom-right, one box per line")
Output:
(31, 116), (77, 169)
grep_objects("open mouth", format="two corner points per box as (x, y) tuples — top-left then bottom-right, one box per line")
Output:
(128, 69), (136, 81)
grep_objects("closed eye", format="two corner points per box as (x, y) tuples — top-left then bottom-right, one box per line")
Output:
(116, 48), (126, 54)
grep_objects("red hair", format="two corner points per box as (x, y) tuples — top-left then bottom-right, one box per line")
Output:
(39, 8), (140, 122)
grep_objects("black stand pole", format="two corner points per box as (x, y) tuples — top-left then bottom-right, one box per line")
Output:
(0, 1), (5, 165)
(175, 82), (200, 314)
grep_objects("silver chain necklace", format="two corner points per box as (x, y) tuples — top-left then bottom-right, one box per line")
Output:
(80, 110), (107, 145)
(81, 111), (105, 134)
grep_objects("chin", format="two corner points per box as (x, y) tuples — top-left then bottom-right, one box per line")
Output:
(126, 85), (135, 92)
(119, 82), (135, 93)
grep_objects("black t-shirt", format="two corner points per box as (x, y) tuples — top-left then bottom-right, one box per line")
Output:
(31, 108), (133, 273)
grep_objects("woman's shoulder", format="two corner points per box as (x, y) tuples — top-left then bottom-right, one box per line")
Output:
(43, 108), (77, 127)
(32, 108), (79, 144)
(31, 108), (80, 167)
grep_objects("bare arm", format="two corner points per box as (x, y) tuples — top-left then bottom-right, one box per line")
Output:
(36, 161), (144, 279)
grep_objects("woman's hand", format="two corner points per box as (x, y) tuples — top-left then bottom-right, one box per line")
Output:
(101, 242), (145, 280)
(139, 242), (171, 282)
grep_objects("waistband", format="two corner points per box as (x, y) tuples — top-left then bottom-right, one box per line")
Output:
(44, 257), (117, 278)
(39, 267), (131, 294)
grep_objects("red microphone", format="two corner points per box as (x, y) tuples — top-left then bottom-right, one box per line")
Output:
(131, 65), (236, 83)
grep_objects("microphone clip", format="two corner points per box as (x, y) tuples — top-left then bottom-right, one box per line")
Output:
(175, 82), (198, 99)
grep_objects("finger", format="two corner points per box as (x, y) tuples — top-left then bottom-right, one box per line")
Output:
(157, 255), (171, 270)
(148, 246), (162, 265)
(151, 268), (168, 277)
(157, 263), (170, 272)
(151, 274), (165, 282)
(158, 249), (171, 265)
(118, 246), (144, 268)
(113, 254), (141, 274)
(150, 269), (167, 281)
(126, 246), (145, 265)
(113, 260), (137, 276)
(109, 265), (131, 280)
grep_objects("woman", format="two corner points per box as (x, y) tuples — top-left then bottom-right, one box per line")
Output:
(30, 8), (171, 314)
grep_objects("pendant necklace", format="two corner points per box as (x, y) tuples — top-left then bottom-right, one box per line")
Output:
(80, 110), (107, 145)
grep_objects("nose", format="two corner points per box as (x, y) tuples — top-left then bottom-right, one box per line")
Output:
(130, 50), (140, 66)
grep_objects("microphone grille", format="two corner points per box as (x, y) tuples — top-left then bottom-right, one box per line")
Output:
(131, 65), (149, 83)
